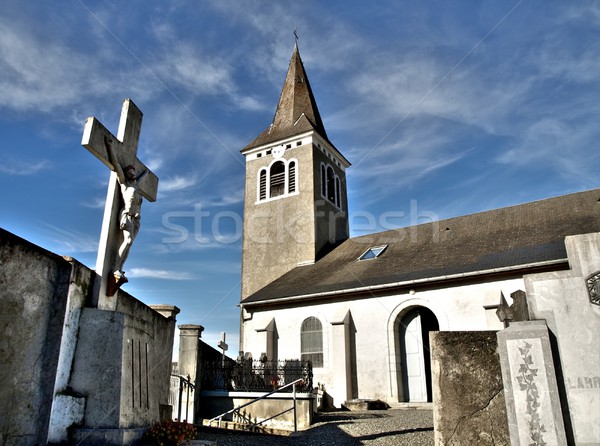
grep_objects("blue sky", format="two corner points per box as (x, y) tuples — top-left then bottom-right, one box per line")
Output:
(1, 1), (599, 357)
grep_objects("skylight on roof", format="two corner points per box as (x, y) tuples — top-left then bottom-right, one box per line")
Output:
(358, 245), (387, 261)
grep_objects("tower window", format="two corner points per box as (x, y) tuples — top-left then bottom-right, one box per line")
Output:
(301, 317), (323, 367)
(288, 161), (296, 193)
(256, 158), (299, 203)
(270, 161), (285, 198)
(326, 166), (335, 202)
(321, 162), (343, 210)
(259, 169), (267, 200)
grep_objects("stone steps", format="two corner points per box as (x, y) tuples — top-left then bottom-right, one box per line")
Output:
(387, 401), (433, 410)
(199, 419), (294, 437)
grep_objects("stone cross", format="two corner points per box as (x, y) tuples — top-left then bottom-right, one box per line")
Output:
(81, 99), (158, 302)
(496, 290), (530, 328)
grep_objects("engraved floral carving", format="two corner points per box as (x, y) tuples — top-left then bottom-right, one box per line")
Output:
(516, 341), (546, 446)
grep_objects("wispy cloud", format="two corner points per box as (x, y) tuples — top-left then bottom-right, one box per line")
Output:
(41, 223), (98, 254)
(127, 267), (195, 280)
(0, 159), (51, 176)
(80, 196), (107, 209)
(160, 175), (197, 192)
(0, 17), (157, 114)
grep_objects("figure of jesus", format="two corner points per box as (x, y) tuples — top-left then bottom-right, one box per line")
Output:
(104, 136), (148, 278)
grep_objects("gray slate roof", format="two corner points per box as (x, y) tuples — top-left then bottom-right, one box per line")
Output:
(243, 189), (600, 306)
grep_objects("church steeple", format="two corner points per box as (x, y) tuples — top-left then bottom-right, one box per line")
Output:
(240, 44), (350, 302)
(244, 44), (329, 150)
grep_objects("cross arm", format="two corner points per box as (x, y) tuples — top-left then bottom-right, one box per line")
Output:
(81, 116), (158, 202)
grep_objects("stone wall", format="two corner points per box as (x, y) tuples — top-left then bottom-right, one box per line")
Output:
(430, 331), (509, 445)
(0, 228), (178, 445)
(0, 229), (74, 445)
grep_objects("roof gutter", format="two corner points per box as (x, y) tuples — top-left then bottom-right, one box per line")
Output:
(240, 258), (568, 308)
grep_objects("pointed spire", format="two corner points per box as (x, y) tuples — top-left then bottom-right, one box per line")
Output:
(243, 44), (329, 150)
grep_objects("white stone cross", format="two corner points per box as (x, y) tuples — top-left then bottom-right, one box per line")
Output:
(81, 99), (158, 303)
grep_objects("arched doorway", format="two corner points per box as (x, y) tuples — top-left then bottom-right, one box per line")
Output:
(398, 307), (439, 402)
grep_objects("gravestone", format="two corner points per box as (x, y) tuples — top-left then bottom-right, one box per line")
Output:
(497, 321), (567, 445)
(431, 330), (509, 445)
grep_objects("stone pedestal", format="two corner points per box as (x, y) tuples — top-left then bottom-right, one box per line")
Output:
(497, 321), (567, 445)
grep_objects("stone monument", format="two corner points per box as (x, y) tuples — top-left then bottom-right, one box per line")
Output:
(81, 98), (158, 305)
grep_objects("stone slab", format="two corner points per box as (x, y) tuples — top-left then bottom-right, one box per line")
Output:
(497, 320), (567, 445)
(343, 399), (388, 411)
(431, 331), (509, 445)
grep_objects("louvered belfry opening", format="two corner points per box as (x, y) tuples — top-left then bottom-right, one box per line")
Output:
(288, 161), (296, 194)
(259, 169), (267, 200)
(270, 161), (285, 198)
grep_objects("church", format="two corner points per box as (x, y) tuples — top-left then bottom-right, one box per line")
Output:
(237, 44), (600, 408)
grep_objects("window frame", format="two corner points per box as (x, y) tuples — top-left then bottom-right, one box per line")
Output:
(256, 158), (300, 203)
(358, 245), (388, 261)
(300, 316), (324, 368)
(320, 161), (343, 210)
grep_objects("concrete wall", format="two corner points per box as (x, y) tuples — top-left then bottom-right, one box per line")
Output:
(0, 228), (178, 445)
(431, 331), (509, 445)
(242, 276), (521, 407)
(68, 298), (176, 429)
(0, 229), (74, 446)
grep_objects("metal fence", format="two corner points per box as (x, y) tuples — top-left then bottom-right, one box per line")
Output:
(169, 374), (195, 422)
(201, 358), (313, 393)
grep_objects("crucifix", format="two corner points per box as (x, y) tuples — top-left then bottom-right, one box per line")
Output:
(81, 99), (158, 301)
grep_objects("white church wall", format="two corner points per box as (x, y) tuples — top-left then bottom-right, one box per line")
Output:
(242, 276), (525, 407)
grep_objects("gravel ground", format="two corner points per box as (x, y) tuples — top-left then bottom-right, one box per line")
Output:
(198, 409), (434, 446)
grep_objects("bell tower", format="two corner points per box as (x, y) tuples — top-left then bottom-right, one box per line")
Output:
(240, 44), (350, 300)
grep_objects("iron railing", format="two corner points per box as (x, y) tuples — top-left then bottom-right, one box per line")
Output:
(169, 374), (195, 422)
(207, 378), (305, 432)
(201, 358), (313, 393)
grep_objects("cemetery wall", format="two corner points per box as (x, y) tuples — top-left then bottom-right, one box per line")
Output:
(0, 228), (178, 445)
(0, 229), (75, 445)
(430, 330), (509, 445)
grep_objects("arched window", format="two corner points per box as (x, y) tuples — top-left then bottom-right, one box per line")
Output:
(256, 158), (299, 203)
(258, 169), (267, 201)
(326, 166), (335, 202)
(320, 162), (343, 210)
(270, 161), (285, 198)
(288, 161), (296, 194)
(301, 317), (323, 367)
